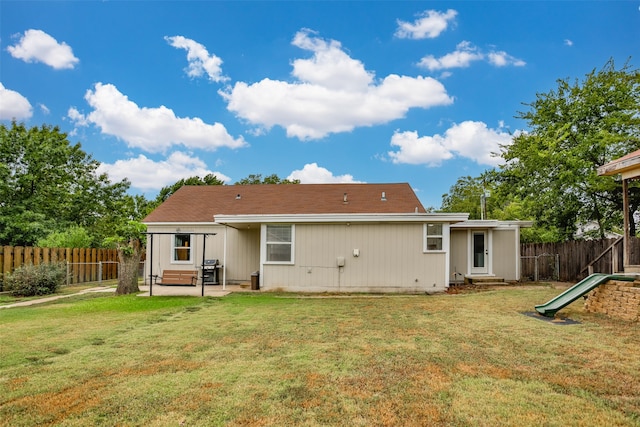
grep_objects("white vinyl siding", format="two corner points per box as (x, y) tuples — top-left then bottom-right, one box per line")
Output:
(262, 223), (447, 293)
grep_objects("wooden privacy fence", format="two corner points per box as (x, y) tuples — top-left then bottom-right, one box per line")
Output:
(520, 237), (640, 282)
(1, 246), (120, 286)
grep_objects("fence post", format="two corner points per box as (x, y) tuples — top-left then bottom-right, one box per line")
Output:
(555, 254), (560, 280)
(534, 256), (539, 282)
(99, 262), (102, 283)
(66, 261), (70, 286)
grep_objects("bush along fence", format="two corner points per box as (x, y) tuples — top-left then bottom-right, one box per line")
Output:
(1, 246), (123, 289)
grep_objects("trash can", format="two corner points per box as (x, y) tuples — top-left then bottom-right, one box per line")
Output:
(250, 271), (260, 290)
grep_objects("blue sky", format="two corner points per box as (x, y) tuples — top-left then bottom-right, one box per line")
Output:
(1, 1), (638, 209)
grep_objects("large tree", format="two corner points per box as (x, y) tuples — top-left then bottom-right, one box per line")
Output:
(440, 172), (564, 242)
(152, 174), (225, 207)
(105, 220), (146, 295)
(235, 173), (300, 185)
(0, 121), (130, 245)
(499, 59), (640, 240)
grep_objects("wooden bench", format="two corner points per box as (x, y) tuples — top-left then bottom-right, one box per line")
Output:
(156, 269), (198, 286)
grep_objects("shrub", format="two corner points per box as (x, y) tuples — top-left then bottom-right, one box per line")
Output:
(5, 263), (67, 296)
(37, 226), (94, 248)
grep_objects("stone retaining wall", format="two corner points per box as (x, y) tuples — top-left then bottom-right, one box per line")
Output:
(584, 280), (640, 322)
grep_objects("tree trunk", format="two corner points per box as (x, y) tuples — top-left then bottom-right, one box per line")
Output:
(115, 239), (141, 295)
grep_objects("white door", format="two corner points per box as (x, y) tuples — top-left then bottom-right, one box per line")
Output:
(471, 231), (488, 274)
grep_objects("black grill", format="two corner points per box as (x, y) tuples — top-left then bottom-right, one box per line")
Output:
(202, 259), (220, 285)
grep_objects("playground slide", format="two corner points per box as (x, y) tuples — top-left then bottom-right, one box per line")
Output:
(534, 273), (636, 317)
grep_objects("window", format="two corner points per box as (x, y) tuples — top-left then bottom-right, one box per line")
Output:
(266, 225), (293, 263)
(425, 223), (443, 251)
(173, 234), (192, 262)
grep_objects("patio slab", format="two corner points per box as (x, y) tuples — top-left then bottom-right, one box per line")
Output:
(137, 284), (251, 297)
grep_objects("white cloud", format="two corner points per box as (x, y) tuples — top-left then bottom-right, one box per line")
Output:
(38, 103), (50, 115)
(97, 151), (231, 192)
(419, 41), (483, 71)
(418, 41), (525, 71)
(395, 9), (457, 39)
(165, 35), (228, 82)
(69, 83), (247, 153)
(291, 29), (373, 91)
(0, 83), (32, 120)
(388, 121), (514, 167)
(564, 39), (574, 47)
(220, 29), (453, 140)
(487, 51), (526, 67)
(388, 130), (454, 167)
(67, 106), (88, 126)
(287, 163), (363, 183)
(7, 29), (79, 70)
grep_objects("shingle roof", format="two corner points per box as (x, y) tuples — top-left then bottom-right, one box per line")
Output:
(143, 183), (426, 223)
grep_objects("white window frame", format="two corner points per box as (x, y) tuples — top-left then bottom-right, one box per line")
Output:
(171, 233), (193, 264)
(263, 224), (295, 264)
(424, 223), (448, 253)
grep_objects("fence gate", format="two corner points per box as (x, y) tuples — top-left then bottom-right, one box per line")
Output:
(521, 253), (559, 282)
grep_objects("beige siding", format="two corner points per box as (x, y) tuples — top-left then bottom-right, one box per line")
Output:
(492, 229), (518, 280)
(449, 229), (468, 283)
(145, 224), (258, 284)
(262, 223), (446, 293)
(225, 227), (260, 282)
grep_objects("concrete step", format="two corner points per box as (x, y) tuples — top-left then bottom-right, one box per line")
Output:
(464, 275), (505, 285)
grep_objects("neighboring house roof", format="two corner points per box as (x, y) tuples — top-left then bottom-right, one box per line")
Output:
(598, 149), (640, 179)
(144, 183), (430, 223)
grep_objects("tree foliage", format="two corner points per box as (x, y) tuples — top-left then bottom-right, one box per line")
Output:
(498, 59), (640, 240)
(152, 174), (225, 208)
(0, 121), (131, 246)
(235, 173), (300, 185)
(37, 226), (93, 248)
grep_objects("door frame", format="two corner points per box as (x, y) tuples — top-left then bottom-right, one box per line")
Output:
(468, 229), (492, 275)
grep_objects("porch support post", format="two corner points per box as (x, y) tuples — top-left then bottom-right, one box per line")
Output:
(149, 234), (154, 297)
(201, 234), (207, 297)
(623, 178), (630, 269)
(222, 226), (227, 290)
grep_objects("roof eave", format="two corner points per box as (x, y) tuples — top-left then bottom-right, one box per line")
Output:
(451, 220), (534, 229)
(214, 212), (469, 225)
(598, 154), (640, 178)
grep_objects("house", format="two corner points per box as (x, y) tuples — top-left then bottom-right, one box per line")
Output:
(142, 183), (530, 293)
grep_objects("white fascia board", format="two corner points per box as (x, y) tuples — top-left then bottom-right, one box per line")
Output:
(451, 220), (534, 229)
(214, 213), (469, 225)
(143, 222), (218, 227)
(499, 220), (534, 228)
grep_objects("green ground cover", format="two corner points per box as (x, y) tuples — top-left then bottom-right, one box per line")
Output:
(0, 288), (638, 426)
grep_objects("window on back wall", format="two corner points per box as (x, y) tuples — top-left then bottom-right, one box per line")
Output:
(265, 225), (294, 263)
(173, 234), (192, 262)
(424, 223), (443, 251)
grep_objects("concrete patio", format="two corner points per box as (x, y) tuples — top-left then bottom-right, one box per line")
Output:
(138, 283), (256, 297)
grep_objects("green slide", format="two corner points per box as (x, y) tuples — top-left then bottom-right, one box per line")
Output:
(534, 273), (636, 317)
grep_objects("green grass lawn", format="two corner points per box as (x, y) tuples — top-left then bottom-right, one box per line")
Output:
(0, 287), (638, 426)
(0, 281), (117, 305)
